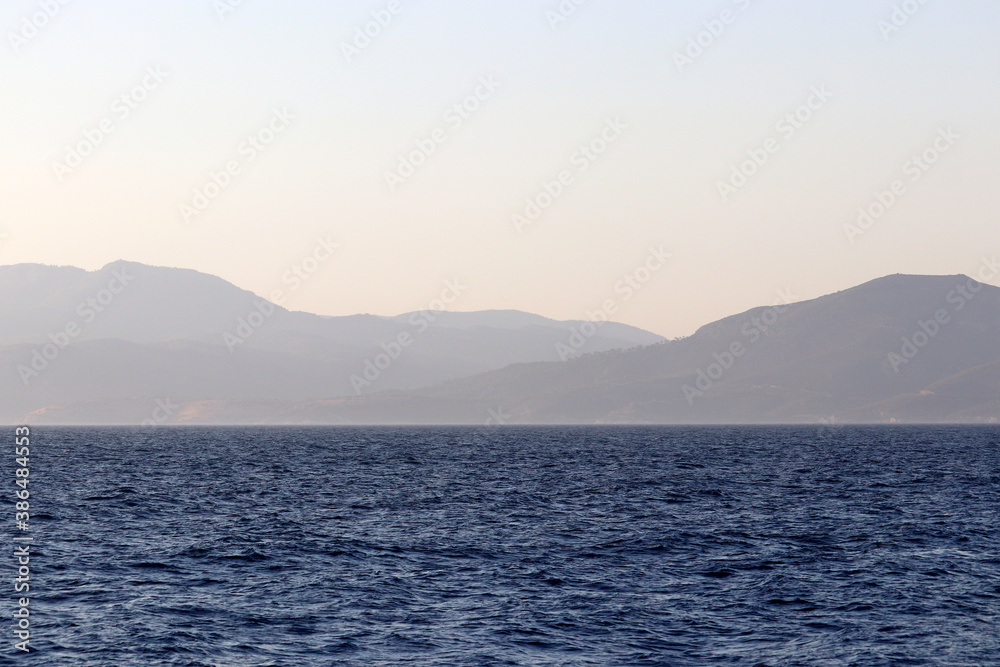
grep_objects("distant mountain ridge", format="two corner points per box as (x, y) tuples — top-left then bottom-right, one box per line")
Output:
(0, 261), (663, 422)
(351, 272), (996, 425)
(3, 265), (999, 424)
(48, 271), (993, 426)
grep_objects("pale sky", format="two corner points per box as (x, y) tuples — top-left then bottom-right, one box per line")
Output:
(2, 0), (998, 338)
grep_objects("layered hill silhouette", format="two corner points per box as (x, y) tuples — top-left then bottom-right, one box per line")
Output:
(3, 264), (998, 424)
(0, 261), (662, 423)
(352, 272), (998, 424)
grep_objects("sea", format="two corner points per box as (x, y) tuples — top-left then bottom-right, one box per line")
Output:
(6, 425), (999, 666)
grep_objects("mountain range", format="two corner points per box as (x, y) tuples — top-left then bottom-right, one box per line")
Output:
(0, 261), (660, 423)
(2, 261), (998, 424)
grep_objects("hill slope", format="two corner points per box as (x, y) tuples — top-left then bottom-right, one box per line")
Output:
(0, 261), (663, 422)
(8, 271), (999, 425)
(271, 274), (1000, 424)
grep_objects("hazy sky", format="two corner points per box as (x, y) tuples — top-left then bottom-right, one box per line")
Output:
(2, 0), (998, 338)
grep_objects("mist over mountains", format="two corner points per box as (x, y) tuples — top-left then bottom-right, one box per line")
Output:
(0, 261), (661, 423)
(2, 261), (999, 425)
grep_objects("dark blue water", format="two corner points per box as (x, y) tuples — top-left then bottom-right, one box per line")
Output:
(7, 426), (999, 665)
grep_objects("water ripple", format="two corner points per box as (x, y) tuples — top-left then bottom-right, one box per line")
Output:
(10, 424), (1000, 665)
